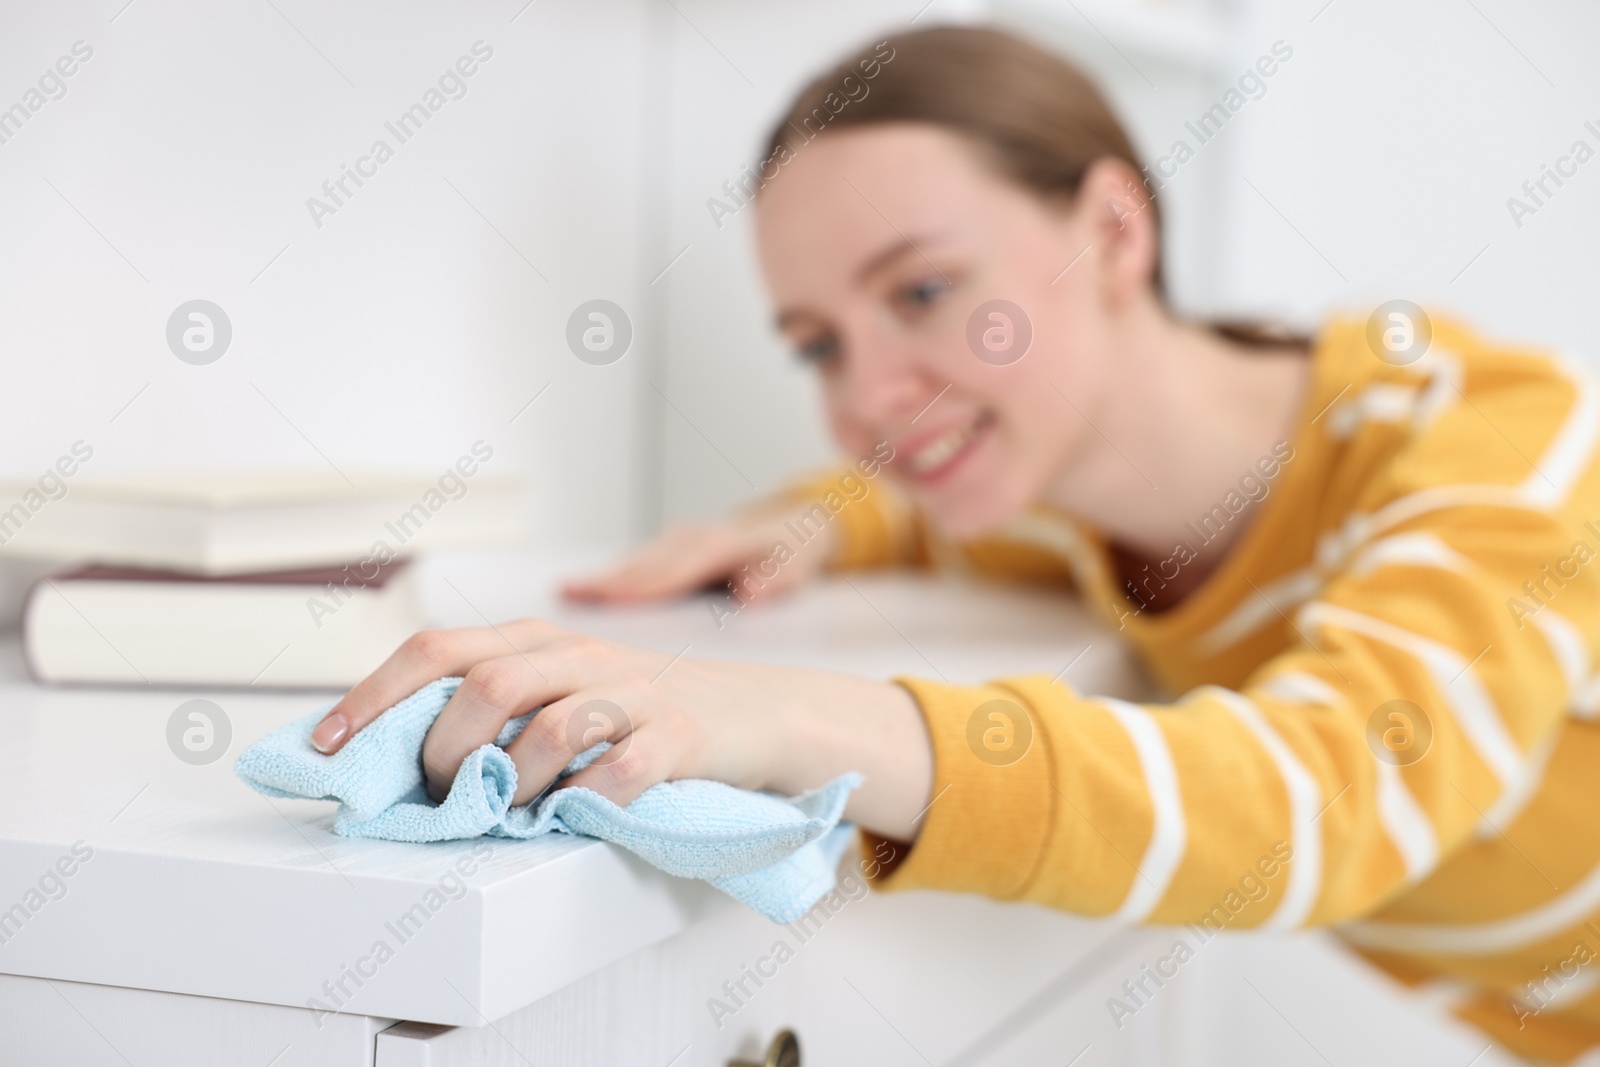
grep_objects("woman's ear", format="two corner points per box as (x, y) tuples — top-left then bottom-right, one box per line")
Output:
(1075, 157), (1159, 308)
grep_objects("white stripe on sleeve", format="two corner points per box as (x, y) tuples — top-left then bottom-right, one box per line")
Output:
(1375, 759), (1440, 880)
(1523, 352), (1600, 508)
(1528, 607), (1590, 702)
(1256, 671), (1345, 707)
(1345, 531), (1471, 578)
(1100, 697), (1187, 923)
(1258, 669), (1440, 883)
(1206, 687), (1323, 928)
(1341, 853), (1600, 955)
(1295, 601), (1523, 788)
(1474, 732), (1557, 841)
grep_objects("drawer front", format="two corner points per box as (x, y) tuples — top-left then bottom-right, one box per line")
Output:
(377, 882), (1181, 1066)
(0, 972), (391, 1067)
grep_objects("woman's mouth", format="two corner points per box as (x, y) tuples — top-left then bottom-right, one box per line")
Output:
(904, 412), (994, 484)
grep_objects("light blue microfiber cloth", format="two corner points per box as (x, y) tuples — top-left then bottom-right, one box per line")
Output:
(234, 678), (862, 923)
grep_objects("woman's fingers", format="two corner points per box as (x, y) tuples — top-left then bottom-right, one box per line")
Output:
(311, 619), (564, 754)
(563, 502), (840, 606)
(563, 558), (724, 603)
(561, 522), (762, 603)
(500, 687), (640, 805)
(563, 559), (717, 603)
(727, 550), (817, 606)
(553, 720), (684, 809)
(419, 651), (580, 801)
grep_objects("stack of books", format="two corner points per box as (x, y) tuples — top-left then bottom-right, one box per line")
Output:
(0, 471), (524, 688)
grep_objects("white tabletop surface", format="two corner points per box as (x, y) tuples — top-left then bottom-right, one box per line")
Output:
(0, 549), (1149, 1026)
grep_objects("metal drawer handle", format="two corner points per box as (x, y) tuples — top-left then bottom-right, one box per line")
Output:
(728, 1029), (800, 1067)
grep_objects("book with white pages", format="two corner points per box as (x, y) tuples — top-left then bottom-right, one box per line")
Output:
(0, 468), (526, 574)
(23, 559), (423, 688)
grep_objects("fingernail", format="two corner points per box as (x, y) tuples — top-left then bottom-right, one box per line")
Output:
(311, 713), (349, 753)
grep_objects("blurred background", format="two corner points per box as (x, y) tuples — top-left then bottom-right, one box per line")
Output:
(5, 0), (1598, 550)
(2, 0), (1597, 1061)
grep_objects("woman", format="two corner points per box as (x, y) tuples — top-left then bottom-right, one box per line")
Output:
(312, 28), (1600, 1063)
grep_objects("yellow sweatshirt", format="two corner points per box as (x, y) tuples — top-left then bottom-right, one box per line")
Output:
(790, 316), (1600, 1064)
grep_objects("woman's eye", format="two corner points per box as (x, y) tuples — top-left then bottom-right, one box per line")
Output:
(897, 277), (949, 312)
(794, 334), (839, 365)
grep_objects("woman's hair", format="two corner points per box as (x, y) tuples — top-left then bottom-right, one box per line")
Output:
(764, 26), (1164, 291)
(761, 26), (1305, 350)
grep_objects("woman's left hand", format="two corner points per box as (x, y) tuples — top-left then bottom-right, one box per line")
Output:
(308, 619), (934, 840)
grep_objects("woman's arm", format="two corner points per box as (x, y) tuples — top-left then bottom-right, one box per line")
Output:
(309, 620), (936, 840)
(562, 460), (927, 604)
(862, 501), (1590, 925)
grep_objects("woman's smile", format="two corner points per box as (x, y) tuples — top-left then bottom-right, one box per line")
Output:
(899, 410), (995, 485)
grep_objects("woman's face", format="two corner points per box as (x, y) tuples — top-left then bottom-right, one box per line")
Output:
(755, 123), (1128, 539)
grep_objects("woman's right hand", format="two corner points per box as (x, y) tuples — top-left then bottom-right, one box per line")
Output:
(560, 502), (839, 605)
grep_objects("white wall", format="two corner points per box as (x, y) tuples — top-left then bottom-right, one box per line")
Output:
(0, 0), (659, 552)
(1218, 0), (1600, 350)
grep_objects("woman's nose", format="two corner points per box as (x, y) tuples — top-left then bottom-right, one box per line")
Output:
(839, 333), (939, 428)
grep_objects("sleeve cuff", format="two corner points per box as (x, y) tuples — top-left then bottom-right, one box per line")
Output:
(860, 678), (1056, 899)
